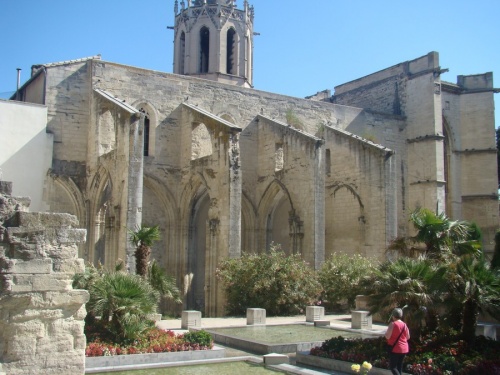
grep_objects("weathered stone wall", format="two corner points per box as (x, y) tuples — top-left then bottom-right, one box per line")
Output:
(0, 182), (88, 375)
(322, 126), (395, 261)
(442, 79), (499, 255)
(330, 52), (499, 252)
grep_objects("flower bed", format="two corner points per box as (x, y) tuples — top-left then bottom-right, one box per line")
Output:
(85, 328), (225, 371)
(86, 329), (212, 356)
(307, 334), (500, 374)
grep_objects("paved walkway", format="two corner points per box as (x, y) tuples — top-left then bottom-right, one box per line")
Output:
(156, 314), (389, 375)
(157, 313), (388, 332)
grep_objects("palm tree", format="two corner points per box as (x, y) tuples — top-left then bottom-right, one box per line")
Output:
(388, 208), (481, 260)
(87, 271), (160, 342)
(361, 257), (437, 339)
(129, 225), (160, 277)
(148, 260), (182, 304)
(433, 255), (500, 343)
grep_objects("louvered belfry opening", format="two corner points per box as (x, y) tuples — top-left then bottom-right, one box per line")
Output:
(200, 27), (210, 73)
(226, 28), (236, 75)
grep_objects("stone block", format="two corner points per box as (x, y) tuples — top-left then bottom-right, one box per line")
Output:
(247, 308), (266, 325)
(181, 310), (202, 329)
(16, 212), (79, 229)
(51, 258), (85, 273)
(44, 290), (90, 308)
(306, 306), (324, 322)
(5, 259), (53, 274)
(54, 228), (87, 244)
(263, 353), (288, 365)
(11, 274), (72, 293)
(351, 310), (372, 329)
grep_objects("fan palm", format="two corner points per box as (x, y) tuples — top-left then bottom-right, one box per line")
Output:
(388, 208), (481, 260)
(360, 257), (436, 339)
(432, 255), (500, 343)
(87, 271), (160, 342)
(129, 225), (160, 277)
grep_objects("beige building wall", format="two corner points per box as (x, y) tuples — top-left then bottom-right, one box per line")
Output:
(0, 100), (52, 212)
(332, 52), (498, 251)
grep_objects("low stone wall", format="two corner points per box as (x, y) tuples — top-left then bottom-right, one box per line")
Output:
(296, 352), (411, 375)
(85, 345), (225, 371)
(0, 182), (89, 375)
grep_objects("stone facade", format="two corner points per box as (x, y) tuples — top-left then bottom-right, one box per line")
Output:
(0, 181), (88, 375)
(9, 1), (498, 317)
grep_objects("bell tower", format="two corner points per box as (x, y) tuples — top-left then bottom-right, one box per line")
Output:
(173, 0), (254, 87)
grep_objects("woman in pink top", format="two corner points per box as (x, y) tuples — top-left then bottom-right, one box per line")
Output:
(385, 308), (410, 375)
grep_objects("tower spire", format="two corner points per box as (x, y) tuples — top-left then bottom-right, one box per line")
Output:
(172, 0), (254, 87)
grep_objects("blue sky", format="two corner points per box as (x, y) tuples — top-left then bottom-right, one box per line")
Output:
(1, 0), (499, 127)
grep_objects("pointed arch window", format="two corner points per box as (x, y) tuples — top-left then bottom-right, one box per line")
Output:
(140, 108), (150, 157)
(226, 28), (236, 75)
(179, 32), (186, 75)
(200, 27), (210, 73)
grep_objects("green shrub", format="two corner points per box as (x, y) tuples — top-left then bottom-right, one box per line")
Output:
(74, 263), (160, 344)
(182, 330), (213, 347)
(216, 244), (322, 316)
(318, 253), (377, 310)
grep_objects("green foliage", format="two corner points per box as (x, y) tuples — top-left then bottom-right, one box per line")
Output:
(388, 208), (481, 260)
(433, 255), (500, 343)
(311, 331), (500, 374)
(148, 260), (182, 304)
(285, 109), (304, 130)
(129, 225), (161, 247)
(410, 207), (480, 259)
(88, 271), (160, 343)
(360, 257), (436, 338)
(182, 330), (213, 347)
(491, 230), (500, 270)
(128, 225), (161, 277)
(86, 328), (213, 356)
(216, 245), (322, 316)
(318, 253), (377, 309)
(74, 263), (160, 344)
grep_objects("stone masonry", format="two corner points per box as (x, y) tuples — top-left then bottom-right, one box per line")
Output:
(10, 1), (498, 318)
(0, 181), (88, 375)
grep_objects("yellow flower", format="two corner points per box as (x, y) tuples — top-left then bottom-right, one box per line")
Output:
(362, 361), (372, 370)
(351, 363), (361, 373)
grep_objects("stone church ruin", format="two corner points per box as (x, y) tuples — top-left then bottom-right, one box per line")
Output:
(3, 0), (498, 320)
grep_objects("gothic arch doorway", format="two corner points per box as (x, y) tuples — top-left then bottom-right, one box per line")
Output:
(187, 190), (210, 312)
(266, 191), (292, 254)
